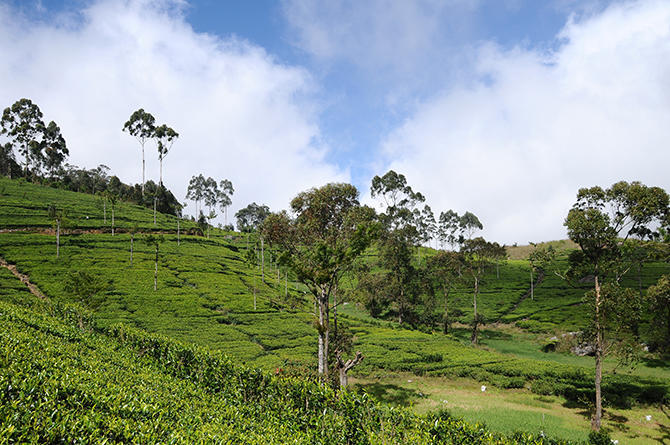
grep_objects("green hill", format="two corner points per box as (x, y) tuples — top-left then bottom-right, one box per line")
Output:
(1, 177), (669, 443)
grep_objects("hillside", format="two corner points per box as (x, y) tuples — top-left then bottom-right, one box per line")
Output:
(1, 177), (669, 443)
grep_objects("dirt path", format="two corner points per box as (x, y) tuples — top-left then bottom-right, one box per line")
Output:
(496, 270), (544, 322)
(0, 256), (48, 301)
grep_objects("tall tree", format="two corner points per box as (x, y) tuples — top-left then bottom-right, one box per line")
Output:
(235, 202), (270, 233)
(427, 251), (463, 333)
(41, 121), (68, 178)
(154, 124), (178, 186)
(144, 234), (164, 291)
(1, 98), (47, 177)
(461, 237), (501, 344)
(370, 170), (425, 324)
(459, 211), (483, 241)
(564, 181), (669, 431)
(218, 179), (234, 225)
(186, 174), (206, 217)
(47, 204), (65, 258)
(123, 109), (155, 197)
(647, 274), (670, 352)
(263, 183), (378, 381)
(438, 210), (461, 250)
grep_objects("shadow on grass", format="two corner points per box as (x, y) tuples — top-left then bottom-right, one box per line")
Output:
(354, 382), (420, 407)
(449, 327), (515, 343)
(640, 356), (670, 369)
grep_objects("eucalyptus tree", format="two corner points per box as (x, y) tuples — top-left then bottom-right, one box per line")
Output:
(47, 204), (65, 258)
(1, 98), (68, 178)
(263, 183), (378, 381)
(186, 174), (206, 217)
(460, 237), (502, 344)
(218, 179), (234, 225)
(427, 251), (463, 333)
(438, 210), (460, 250)
(564, 181), (669, 431)
(123, 109), (156, 197)
(370, 170), (425, 324)
(145, 234), (165, 291)
(235, 202), (270, 233)
(154, 124), (178, 186)
(41, 121), (68, 178)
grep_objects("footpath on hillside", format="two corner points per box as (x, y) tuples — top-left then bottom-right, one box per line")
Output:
(0, 256), (48, 301)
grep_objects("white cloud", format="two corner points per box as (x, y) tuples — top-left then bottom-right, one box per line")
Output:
(0, 0), (347, 223)
(379, 0), (670, 245)
(281, 0), (478, 80)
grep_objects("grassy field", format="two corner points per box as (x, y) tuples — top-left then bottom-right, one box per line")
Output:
(1, 177), (669, 443)
(352, 375), (669, 444)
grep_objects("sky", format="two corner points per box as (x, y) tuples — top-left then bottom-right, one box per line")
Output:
(1, 0), (669, 244)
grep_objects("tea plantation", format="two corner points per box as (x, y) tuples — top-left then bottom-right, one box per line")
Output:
(1, 177), (668, 443)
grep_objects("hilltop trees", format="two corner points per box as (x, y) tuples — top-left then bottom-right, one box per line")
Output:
(1, 98), (68, 178)
(218, 179), (234, 225)
(263, 183), (378, 381)
(123, 109), (155, 197)
(564, 181), (669, 431)
(236, 203), (270, 233)
(154, 124), (178, 186)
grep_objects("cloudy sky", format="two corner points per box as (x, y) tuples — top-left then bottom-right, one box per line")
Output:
(1, 0), (669, 244)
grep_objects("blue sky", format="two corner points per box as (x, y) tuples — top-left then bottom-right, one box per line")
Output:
(1, 0), (669, 243)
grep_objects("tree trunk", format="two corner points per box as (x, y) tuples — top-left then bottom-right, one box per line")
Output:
(56, 219), (60, 258)
(154, 245), (158, 291)
(103, 200), (106, 224)
(530, 268), (534, 300)
(141, 143), (145, 197)
(253, 277), (257, 311)
(261, 237), (265, 283)
(592, 274), (603, 431)
(317, 289), (330, 381)
(333, 287), (338, 336)
(443, 285), (450, 334)
(471, 276), (479, 345)
(111, 208), (115, 236)
(159, 158), (163, 186)
(336, 350), (363, 389)
(130, 234), (134, 266)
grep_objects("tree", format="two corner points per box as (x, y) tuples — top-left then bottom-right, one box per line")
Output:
(186, 174), (206, 217)
(263, 183), (378, 381)
(427, 251), (463, 333)
(41, 121), (68, 178)
(459, 211), (483, 241)
(461, 237), (501, 345)
(154, 124), (178, 186)
(235, 202), (270, 233)
(123, 109), (155, 197)
(47, 204), (65, 258)
(218, 179), (234, 225)
(1, 98), (46, 177)
(564, 181), (669, 431)
(370, 170), (425, 324)
(63, 270), (111, 309)
(144, 234), (164, 291)
(647, 274), (670, 352)
(438, 210), (460, 250)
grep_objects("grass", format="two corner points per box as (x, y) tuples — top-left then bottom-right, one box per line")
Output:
(353, 374), (669, 444)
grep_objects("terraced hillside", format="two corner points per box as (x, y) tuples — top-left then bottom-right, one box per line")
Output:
(1, 177), (669, 443)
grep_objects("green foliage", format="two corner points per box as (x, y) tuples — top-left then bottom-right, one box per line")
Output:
(0, 298), (574, 444)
